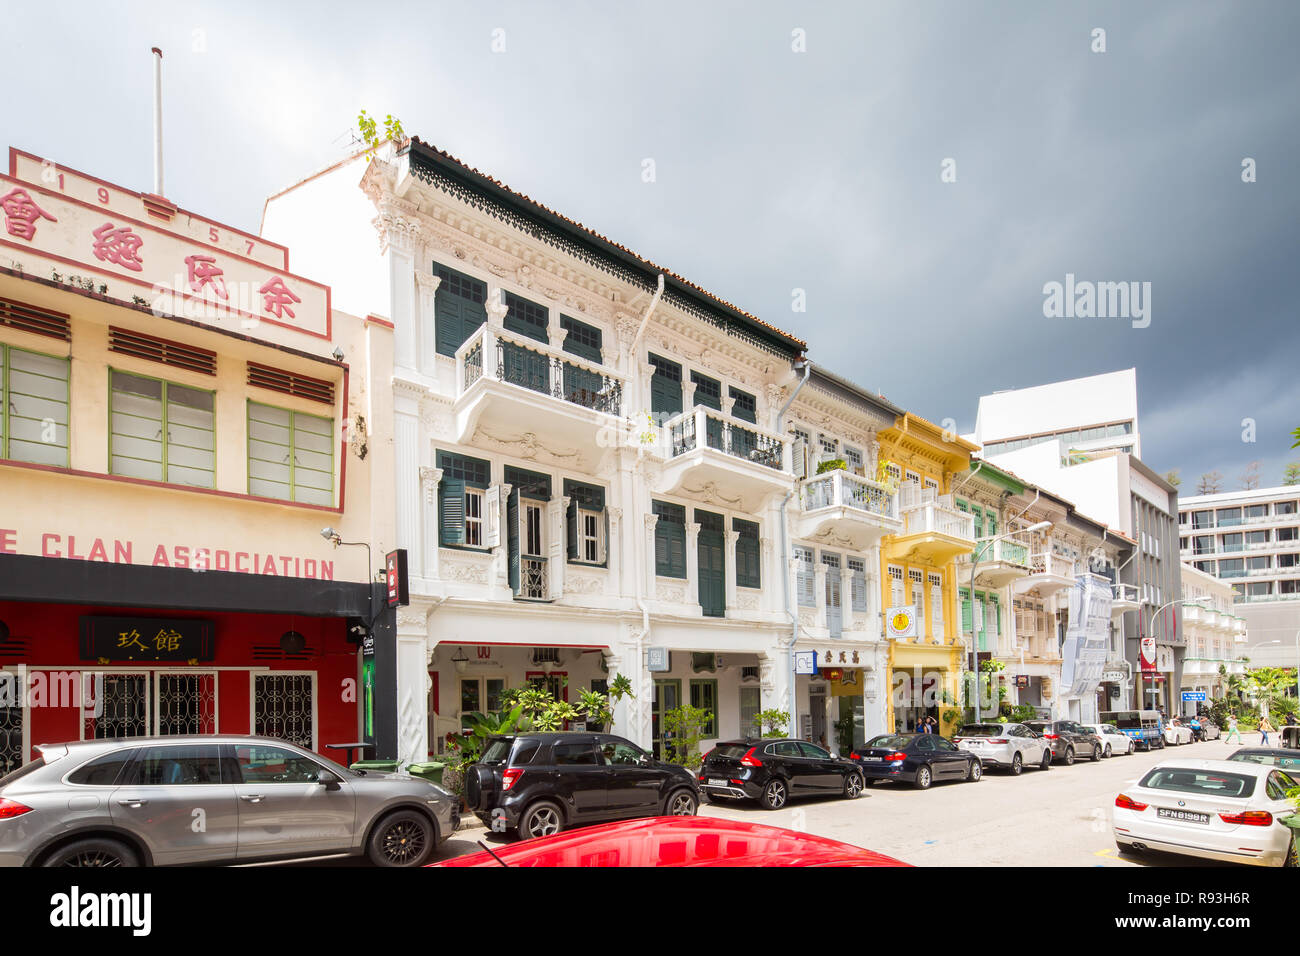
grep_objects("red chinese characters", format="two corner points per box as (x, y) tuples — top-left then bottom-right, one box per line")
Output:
(92, 222), (144, 272)
(1, 187), (57, 240)
(258, 276), (301, 319)
(185, 254), (228, 299)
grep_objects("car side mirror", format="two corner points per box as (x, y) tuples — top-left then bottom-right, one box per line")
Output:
(830, 752), (840, 760)
(317, 770), (341, 791)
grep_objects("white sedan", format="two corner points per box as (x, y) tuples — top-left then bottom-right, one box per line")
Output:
(1163, 719), (1194, 746)
(1113, 758), (1299, 867)
(1081, 723), (1133, 757)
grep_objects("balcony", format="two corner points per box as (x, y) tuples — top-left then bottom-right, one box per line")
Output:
(1182, 659), (1219, 678)
(655, 406), (791, 508)
(959, 536), (1033, 588)
(794, 469), (901, 550)
(882, 487), (975, 565)
(1012, 552), (1077, 597)
(1111, 583), (1140, 617)
(454, 325), (625, 465)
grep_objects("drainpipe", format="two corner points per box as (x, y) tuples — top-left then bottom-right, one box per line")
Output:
(630, 274), (665, 354)
(950, 460), (984, 496)
(628, 275), (663, 747)
(777, 358), (812, 735)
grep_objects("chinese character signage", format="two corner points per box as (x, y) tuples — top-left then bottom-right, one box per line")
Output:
(79, 616), (215, 663)
(385, 549), (409, 608)
(1, 150), (330, 340)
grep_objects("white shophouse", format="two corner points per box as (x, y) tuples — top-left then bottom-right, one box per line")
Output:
(262, 138), (865, 764)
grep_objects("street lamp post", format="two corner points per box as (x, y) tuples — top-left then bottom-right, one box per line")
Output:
(968, 521), (1051, 723)
(1139, 597), (1188, 715)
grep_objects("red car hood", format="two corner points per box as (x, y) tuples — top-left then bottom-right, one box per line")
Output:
(433, 816), (910, 868)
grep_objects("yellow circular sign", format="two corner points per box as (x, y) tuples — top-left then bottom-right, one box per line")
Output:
(892, 611), (911, 631)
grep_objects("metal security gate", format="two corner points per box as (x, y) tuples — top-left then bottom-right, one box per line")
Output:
(253, 673), (315, 750)
(0, 672), (22, 773)
(155, 672), (217, 735)
(86, 673), (150, 740)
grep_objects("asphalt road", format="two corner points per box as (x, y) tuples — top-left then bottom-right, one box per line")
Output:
(267, 736), (1278, 867)
(693, 737), (1265, 867)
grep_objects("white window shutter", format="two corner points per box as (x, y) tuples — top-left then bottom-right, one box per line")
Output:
(484, 484), (501, 548)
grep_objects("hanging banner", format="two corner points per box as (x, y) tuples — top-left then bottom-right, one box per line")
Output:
(1059, 574), (1113, 697)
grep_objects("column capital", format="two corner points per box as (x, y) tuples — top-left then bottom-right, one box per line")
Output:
(414, 271), (442, 295)
(419, 466), (443, 503)
(486, 287), (510, 327)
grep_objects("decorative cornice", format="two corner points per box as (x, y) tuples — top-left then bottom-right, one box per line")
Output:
(472, 426), (584, 468)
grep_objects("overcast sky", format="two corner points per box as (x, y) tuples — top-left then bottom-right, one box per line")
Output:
(6, 1), (1297, 491)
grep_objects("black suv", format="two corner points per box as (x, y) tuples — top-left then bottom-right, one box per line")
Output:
(699, 738), (865, 809)
(1024, 720), (1103, 765)
(464, 732), (700, 840)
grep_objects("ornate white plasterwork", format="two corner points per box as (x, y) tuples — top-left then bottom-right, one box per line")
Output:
(810, 529), (860, 550)
(681, 481), (744, 508)
(439, 552), (492, 586)
(420, 400), (455, 439)
(565, 572), (606, 595)
(472, 427), (585, 469)
(798, 608), (817, 628)
(656, 582), (686, 603)
(397, 608), (428, 630)
(735, 591), (761, 611)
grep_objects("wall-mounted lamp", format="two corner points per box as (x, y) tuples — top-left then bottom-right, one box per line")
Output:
(331, 346), (345, 362)
(280, 630), (306, 655)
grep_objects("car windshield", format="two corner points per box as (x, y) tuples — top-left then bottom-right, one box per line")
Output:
(866, 735), (914, 750)
(1139, 768), (1256, 798)
(956, 725), (1004, 737)
(480, 739), (514, 766)
(0, 757), (44, 788)
(1228, 752), (1300, 773)
(713, 744), (751, 758)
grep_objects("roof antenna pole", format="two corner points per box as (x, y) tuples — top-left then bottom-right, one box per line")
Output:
(151, 47), (164, 196)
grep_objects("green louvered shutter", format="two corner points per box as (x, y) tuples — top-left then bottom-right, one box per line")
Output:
(439, 478), (466, 546)
(508, 487), (521, 595)
(566, 497), (579, 561)
(650, 356), (682, 419)
(960, 590), (973, 635)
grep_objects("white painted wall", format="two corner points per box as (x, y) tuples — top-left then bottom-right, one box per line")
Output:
(974, 368), (1139, 452)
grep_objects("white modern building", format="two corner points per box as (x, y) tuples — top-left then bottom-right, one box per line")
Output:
(1178, 485), (1300, 675)
(1179, 563), (1248, 713)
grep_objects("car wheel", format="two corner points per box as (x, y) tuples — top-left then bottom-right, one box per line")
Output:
(966, 760), (982, 782)
(1091, 744), (1102, 762)
(666, 789), (698, 816)
(43, 838), (139, 868)
(366, 810), (435, 867)
(1104, 744), (1113, 758)
(914, 765), (933, 790)
(1039, 749), (1051, 771)
(1063, 747), (1075, 766)
(1010, 752), (1023, 776)
(761, 778), (788, 810)
(843, 772), (864, 799)
(520, 801), (565, 839)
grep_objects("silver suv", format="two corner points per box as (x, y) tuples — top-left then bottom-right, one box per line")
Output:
(0, 736), (459, 867)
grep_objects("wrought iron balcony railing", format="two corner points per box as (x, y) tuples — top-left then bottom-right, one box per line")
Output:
(457, 325), (625, 416)
(663, 406), (786, 472)
(802, 469), (898, 520)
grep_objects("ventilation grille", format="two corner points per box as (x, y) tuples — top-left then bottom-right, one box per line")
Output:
(0, 297), (71, 341)
(0, 637), (32, 661)
(247, 362), (335, 405)
(109, 326), (217, 376)
(250, 643), (315, 662)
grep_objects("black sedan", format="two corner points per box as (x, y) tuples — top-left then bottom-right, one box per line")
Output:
(698, 739), (865, 810)
(850, 733), (982, 789)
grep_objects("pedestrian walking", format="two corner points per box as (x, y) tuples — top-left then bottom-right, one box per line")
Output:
(1259, 716), (1275, 747)
(1225, 714), (1242, 744)
(928, 716), (940, 736)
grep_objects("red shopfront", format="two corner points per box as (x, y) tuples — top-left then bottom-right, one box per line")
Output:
(0, 553), (398, 772)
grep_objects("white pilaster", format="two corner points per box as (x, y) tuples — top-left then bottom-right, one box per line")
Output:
(396, 607), (430, 768)
(414, 272), (441, 378)
(840, 566), (856, 631)
(393, 384), (422, 570)
(814, 562), (828, 629)
(550, 496), (568, 600)
(644, 514), (659, 596)
(724, 529), (739, 614)
(686, 521), (701, 610)
(419, 466), (443, 581)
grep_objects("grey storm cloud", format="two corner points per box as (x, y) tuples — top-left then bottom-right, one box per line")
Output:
(4, 0), (1297, 487)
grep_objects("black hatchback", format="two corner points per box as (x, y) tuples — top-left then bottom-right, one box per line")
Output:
(698, 738), (865, 810)
(849, 733), (982, 789)
(464, 732), (700, 840)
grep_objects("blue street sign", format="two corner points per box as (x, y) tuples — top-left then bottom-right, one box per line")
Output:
(1181, 691), (1206, 702)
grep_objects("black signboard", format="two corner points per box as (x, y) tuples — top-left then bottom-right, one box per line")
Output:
(385, 549), (409, 608)
(80, 616), (215, 663)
